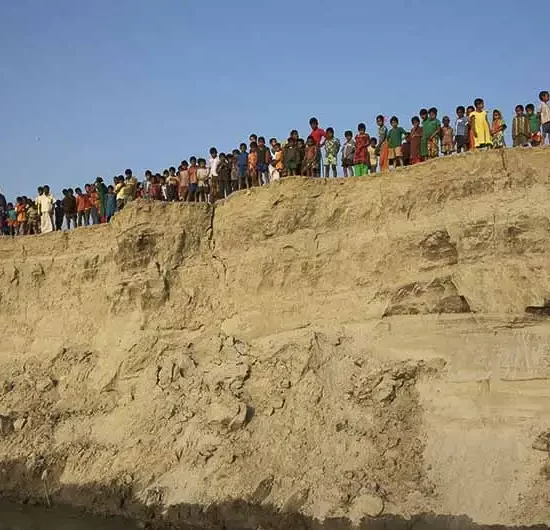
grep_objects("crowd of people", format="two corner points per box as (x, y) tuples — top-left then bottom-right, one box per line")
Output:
(1, 91), (549, 237)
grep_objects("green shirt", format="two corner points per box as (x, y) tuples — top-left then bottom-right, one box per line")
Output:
(387, 126), (408, 148)
(422, 118), (441, 139)
(528, 113), (540, 133)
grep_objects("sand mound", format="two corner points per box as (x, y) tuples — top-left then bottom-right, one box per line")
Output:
(1, 149), (550, 528)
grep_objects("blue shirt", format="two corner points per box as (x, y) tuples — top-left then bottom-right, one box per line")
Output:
(237, 151), (248, 167)
(455, 117), (468, 137)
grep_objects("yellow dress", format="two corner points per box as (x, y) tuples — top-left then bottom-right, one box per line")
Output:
(472, 110), (492, 147)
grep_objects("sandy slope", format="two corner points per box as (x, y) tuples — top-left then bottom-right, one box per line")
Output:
(1, 148), (550, 527)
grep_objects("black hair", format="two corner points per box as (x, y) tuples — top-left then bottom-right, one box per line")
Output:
(456, 106), (465, 114)
(68, 188), (73, 194)
(419, 108), (428, 116)
(269, 137), (277, 144)
(376, 115), (384, 121)
(190, 156), (197, 163)
(62, 188), (68, 195)
(258, 136), (265, 143)
(358, 123), (366, 131)
(125, 169), (132, 175)
(467, 105), (475, 112)
(249, 133), (257, 139)
(232, 149), (240, 155)
(198, 158), (206, 165)
(145, 170), (152, 176)
(540, 91), (549, 100)
(326, 127), (334, 134)
(169, 166), (176, 172)
(209, 147), (217, 155)
(250, 141), (258, 148)
(163, 169), (169, 176)
(411, 116), (420, 124)
(75, 187), (82, 194)
(473, 98), (484, 107)
(390, 116), (398, 124)
(219, 152), (226, 158)
(290, 129), (299, 136)
(370, 138), (378, 145)
(181, 160), (189, 166)
(526, 103), (535, 112)
(344, 130), (353, 138)
(515, 104), (525, 111)
(428, 107), (438, 114)
(309, 117), (318, 126)
(442, 115), (450, 122)
(275, 142), (281, 148)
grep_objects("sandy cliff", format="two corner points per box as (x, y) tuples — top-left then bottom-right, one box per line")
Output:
(1, 149), (550, 529)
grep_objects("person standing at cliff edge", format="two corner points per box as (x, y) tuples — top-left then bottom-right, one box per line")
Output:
(36, 185), (55, 233)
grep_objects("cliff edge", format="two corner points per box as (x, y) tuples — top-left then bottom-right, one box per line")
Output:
(1, 149), (550, 528)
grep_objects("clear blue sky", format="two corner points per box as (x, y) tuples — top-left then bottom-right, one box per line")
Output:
(0, 0), (546, 200)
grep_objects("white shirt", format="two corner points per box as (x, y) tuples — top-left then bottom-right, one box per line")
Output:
(208, 156), (220, 178)
(538, 101), (550, 125)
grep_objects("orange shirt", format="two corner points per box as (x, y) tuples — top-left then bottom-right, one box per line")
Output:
(89, 191), (99, 209)
(274, 150), (283, 171)
(16, 203), (27, 223)
(76, 194), (90, 212)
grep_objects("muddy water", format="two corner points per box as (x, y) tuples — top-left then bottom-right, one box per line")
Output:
(0, 502), (140, 530)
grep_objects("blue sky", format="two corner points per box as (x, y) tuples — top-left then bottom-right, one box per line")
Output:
(0, 0), (546, 199)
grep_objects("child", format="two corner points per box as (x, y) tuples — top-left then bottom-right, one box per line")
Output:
(272, 143), (284, 180)
(197, 158), (209, 203)
(387, 116), (408, 167)
(368, 138), (378, 173)
(54, 200), (64, 231)
(402, 134), (411, 166)
(114, 177), (126, 211)
(87, 184), (99, 224)
(283, 137), (300, 177)
(188, 157), (198, 202)
(376, 115), (390, 171)
(419, 108), (429, 160)
(149, 175), (162, 201)
(179, 161), (189, 202)
(324, 127), (341, 178)
(237, 143), (249, 190)
(75, 187), (90, 226)
(539, 90), (550, 145)
(424, 108), (441, 159)
(15, 197), (27, 235)
(466, 106), (476, 151)
(491, 109), (507, 149)
(302, 136), (319, 178)
(26, 199), (39, 235)
(248, 142), (259, 187)
(62, 188), (77, 229)
(166, 166), (180, 202)
(105, 186), (117, 221)
(297, 138), (306, 175)
(269, 138), (278, 157)
(440, 116), (454, 155)
(455, 106), (468, 153)
(231, 149), (240, 192)
(471, 98), (492, 149)
(354, 123), (370, 176)
(6, 203), (16, 237)
(512, 105), (530, 147)
(341, 130), (355, 178)
(526, 103), (541, 147)
(409, 116), (423, 164)
(256, 137), (272, 185)
(217, 153), (232, 199)
(208, 148), (220, 202)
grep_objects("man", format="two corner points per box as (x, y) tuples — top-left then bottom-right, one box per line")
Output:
(36, 185), (55, 233)
(124, 169), (138, 202)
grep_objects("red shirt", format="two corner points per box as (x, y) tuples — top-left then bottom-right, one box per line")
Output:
(310, 127), (326, 146)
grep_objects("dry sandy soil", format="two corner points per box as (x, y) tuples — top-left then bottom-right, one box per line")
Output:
(1, 148), (550, 528)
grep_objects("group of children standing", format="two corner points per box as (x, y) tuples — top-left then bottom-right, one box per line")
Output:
(2, 90), (549, 235)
